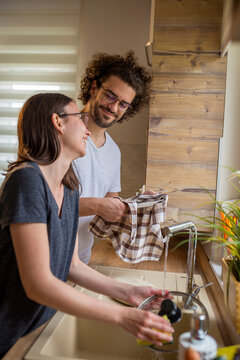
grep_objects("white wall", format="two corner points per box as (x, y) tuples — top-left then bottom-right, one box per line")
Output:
(217, 43), (240, 201)
(77, 0), (152, 145)
(76, 0), (152, 196)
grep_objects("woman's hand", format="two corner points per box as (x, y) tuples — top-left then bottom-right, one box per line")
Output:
(117, 306), (174, 346)
(121, 285), (171, 307)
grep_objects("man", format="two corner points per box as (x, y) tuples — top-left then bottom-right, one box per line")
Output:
(74, 50), (152, 264)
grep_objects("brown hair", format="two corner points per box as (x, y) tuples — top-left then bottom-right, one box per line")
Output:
(7, 92), (79, 190)
(79, 50), (152, 122)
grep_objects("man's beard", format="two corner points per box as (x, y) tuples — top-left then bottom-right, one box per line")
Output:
(90, 100), (119, 129)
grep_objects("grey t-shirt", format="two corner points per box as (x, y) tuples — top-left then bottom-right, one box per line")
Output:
(0, 162), (79, 357)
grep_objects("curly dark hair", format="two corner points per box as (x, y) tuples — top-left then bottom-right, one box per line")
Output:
(79, 50), (152, 122)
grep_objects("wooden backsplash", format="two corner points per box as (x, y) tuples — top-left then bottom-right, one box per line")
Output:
(146, 0), (227, 225)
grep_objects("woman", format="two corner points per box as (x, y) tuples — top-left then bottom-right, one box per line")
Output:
(0, 93), (174, 357)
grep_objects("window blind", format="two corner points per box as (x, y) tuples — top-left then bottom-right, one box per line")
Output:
(0, 0), (80, 183)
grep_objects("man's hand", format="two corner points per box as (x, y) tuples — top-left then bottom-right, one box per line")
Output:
(97, 197), (127, 222)
(142, 189), (156, 195)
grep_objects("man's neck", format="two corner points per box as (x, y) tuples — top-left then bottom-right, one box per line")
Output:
(86, 116), (106, 148)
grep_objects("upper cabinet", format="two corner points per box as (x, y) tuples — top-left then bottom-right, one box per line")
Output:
(222, 0), (240, 56)
(146, 0), (227, 226)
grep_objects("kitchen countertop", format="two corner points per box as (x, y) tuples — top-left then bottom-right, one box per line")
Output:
(3, 237), (239, 359)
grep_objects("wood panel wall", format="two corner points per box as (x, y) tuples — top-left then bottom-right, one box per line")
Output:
(146, 0), (227, 225)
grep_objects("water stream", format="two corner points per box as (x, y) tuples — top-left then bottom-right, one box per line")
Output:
(151, 352), (165, 360)
(163, 235), (170, 290)
(151, 349), (177, 360)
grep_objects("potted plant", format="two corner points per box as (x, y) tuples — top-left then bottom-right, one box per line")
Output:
(196, 169), (240, 333)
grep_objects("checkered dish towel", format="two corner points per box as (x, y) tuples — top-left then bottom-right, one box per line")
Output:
(88, 193), (168, 263)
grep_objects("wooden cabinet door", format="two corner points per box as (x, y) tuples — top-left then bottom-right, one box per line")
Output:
(146, 0), (227, 225)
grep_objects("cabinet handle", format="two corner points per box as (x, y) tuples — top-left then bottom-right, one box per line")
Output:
(145, 41), (152, 67)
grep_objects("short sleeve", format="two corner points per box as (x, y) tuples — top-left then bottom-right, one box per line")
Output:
(0, 165), (47, 229)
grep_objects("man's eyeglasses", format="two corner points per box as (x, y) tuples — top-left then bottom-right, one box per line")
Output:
(57, 112), (89, 125)
(101, 85), (132, 112)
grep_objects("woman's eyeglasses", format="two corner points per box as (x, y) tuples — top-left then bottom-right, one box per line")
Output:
(57, 112), (89, 125)
(101, 85), (132, 112)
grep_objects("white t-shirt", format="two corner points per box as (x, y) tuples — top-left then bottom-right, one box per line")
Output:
(73, 132), (121, 263)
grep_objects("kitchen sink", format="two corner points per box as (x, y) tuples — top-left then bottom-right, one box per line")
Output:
(25, 266), (224, 360)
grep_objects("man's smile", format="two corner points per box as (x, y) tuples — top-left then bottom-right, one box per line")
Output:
(100, 105), (117, 118)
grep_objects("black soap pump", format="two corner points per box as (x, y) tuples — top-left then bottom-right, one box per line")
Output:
(159, 298), (182, 323)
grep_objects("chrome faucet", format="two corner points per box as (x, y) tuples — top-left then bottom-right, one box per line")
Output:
(162, 221), (197, 295)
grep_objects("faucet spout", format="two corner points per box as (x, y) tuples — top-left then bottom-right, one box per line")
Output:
(162, 221), (197, 295)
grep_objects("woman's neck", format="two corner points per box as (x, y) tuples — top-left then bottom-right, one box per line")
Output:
(38, 160), (68, 215)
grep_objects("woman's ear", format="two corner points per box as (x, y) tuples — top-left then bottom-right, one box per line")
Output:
(51, 113), (64, 134)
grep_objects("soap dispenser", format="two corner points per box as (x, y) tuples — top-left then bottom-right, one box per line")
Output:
(178, 312), (217, 360)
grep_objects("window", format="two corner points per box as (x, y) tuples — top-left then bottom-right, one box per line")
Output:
(0, 0), (80, 183)
(206, 43), (240, 285)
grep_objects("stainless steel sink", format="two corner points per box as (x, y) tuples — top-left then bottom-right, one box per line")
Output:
(25, 267), (224, 360)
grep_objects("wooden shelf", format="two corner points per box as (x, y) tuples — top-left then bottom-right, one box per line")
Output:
(222, 0), (240, 56)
